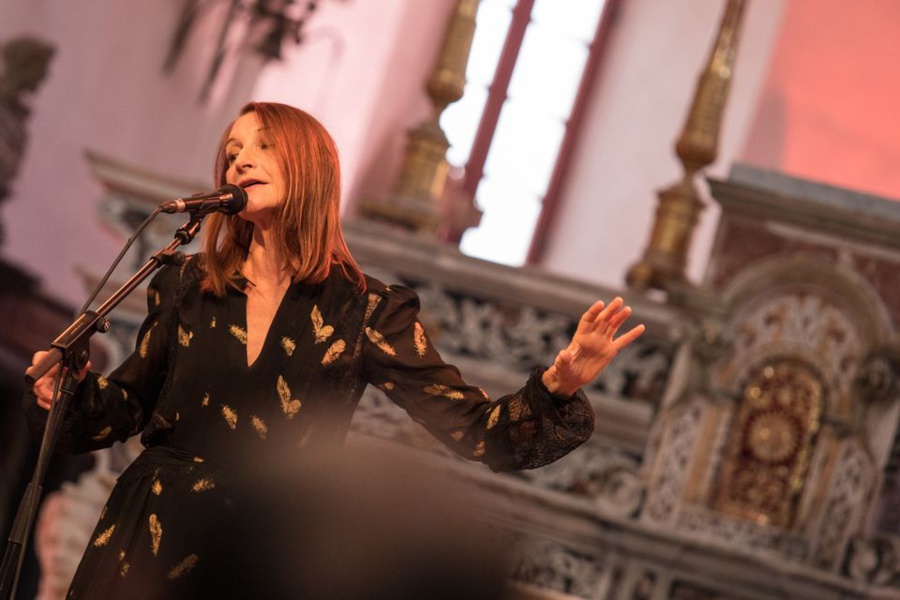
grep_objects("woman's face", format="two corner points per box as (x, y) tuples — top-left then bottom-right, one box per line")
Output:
(224, 111), (286, 228)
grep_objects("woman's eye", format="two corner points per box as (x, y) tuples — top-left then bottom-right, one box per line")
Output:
(226, 153), (238, 163)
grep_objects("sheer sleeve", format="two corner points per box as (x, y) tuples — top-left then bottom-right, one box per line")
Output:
(362, 285), (594, 472)
(21, 263), (182, 454)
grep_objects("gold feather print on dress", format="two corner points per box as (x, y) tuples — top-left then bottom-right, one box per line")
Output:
(281, 336), (296, 356)
(413, 322), (428, 358)
(149, 515), (162, 556)
(118, 550), (129, 577)
(277, 376), (301, 418)
(228, 324), (248, 345)
(201, 392), (210, 407)
(191, 478), (215, 492)
(91, 426), (112, 441)
(92, 525), (115, 547)
(364, 293), (382, 322)
(177, 324), (192, 347)
(221, 405), (238, 429)
(151, 478), (162, 496)
(311, 305), (334, 343)
(251, 415), (268, 439)
(139, 322), (157, 358)
(424, 384), (464, 400)
(210, 316), (216, 328)
(486, 406), (501, 430)
(321, 339), (346, 365)
(473, 441), (485, 457)
(167, 554), (199, 580)
(97, 375), (109, 390)
(365, 328), (396, 356)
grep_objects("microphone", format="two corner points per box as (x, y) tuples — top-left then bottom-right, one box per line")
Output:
(159, 184), (247, 215)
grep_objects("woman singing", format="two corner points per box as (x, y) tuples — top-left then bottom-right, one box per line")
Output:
(27, 102), (644, 598)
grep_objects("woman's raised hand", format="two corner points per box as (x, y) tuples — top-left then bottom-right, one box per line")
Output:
(542, 297), (645, 397)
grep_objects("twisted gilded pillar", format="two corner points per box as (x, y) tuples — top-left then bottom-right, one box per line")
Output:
(360, 0), (479, 233)
(626, 0), (747, 291)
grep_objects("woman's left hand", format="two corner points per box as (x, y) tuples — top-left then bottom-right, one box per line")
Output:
(542, 297), (645, 397)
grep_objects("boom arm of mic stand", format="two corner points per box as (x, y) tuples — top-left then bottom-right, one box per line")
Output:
(24, 214), (202, 384)
(1, 214), (203, 600)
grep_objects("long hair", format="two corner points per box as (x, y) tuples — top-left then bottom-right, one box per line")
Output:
(200, 102), (364, 295)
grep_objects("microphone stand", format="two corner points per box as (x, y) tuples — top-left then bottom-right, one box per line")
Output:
(0, 213), (206, 600)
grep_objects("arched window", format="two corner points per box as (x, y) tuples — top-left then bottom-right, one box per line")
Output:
(441, 0), (616, 266)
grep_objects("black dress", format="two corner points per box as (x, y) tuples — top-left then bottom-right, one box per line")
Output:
(25, 255), (594, 599)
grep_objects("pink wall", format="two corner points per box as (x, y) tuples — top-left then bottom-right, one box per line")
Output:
(742, 0), (900, 200)
(0, 0), (454, 308)
(5, 0), (896, 312)
(540, 0), (786, 289)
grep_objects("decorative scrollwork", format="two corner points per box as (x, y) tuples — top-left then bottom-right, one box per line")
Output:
(846, 534), (900, 585)
(509, 539), (608, 598)
(519, 444), (645, 518)
(856, 353), (899, 406)
(409, 279), (674, 403)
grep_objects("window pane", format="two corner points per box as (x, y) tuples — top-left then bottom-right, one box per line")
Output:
(470, 169), (530, 212)
(441, 0), (513, 166)
(532, 0), (606, 42)
(449, 0), (610, 267)
(483, 100), (566, 197)
(460, 181), (542, 266)
(442, 83), (489, 165)
(508, 22), (589, 119)
(466, 0), (514, 86)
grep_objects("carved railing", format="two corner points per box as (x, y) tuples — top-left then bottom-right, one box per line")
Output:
(24, 148), (900, 600)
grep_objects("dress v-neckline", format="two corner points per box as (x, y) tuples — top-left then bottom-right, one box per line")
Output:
(244, 283), (291, 369)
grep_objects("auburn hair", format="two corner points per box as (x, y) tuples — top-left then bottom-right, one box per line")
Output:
(200, 102), (365, 295)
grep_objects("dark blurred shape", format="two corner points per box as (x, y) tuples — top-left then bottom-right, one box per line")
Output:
(0, 35), (55, 246)
(175, 442), (513, 599)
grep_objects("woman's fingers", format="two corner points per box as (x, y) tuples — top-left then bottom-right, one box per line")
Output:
(577, 301), (605, 331)
(30, 351), (91, 411)
(581, 297), (636, 338)
(613, 323), (645, 350)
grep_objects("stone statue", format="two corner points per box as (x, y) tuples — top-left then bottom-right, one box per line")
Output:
(0, 36), (54, 244)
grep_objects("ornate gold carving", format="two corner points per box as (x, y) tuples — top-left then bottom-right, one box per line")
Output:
(713, 358), (823, 527)
(627, 0), (747, 291)
(359, 0), (479, 233)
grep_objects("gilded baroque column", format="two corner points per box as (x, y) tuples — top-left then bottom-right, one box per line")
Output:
(360, 0), (479, 234)
(626, 0), (747, 291)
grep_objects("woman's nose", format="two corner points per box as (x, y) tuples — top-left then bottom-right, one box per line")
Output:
(234, 149), (255, 171)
